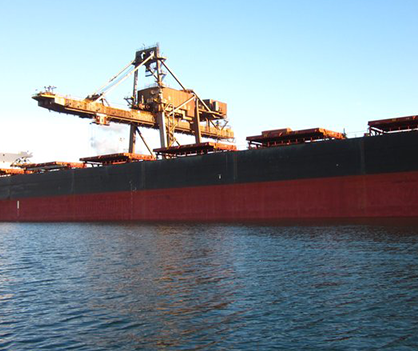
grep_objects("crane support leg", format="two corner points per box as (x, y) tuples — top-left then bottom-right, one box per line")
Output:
(157, 112), (167, 148)
(129, 124), (137, 153)
(193, 99), (202, 143)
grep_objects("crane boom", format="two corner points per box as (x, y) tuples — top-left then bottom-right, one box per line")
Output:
(33, 92), (234, 139)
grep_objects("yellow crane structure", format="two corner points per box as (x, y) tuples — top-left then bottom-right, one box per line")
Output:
(33, 45), (234, 156)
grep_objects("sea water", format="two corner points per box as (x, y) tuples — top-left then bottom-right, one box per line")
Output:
(0, 222), (417, 350)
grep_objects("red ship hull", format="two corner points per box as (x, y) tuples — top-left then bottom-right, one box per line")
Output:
(1, 170), (417, 222)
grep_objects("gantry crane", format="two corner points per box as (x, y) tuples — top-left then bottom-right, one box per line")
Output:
(33, 45), (234, 156)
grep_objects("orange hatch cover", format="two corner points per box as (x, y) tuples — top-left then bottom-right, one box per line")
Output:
(80, 152), (155, 165)
(154, 142), (237, 156)
(368, 115), (418, 133)
(0, 168), (26, 176)
(16, 161), (86, 172)
(247, 128), (345, 148)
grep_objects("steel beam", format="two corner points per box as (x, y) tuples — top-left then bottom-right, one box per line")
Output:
(129, 124), (137, 153)
(157, 111), (167, 148)
(194, 97), (202, 143)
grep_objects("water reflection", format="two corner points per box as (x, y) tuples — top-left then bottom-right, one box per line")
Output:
(0, 222), (418, 350)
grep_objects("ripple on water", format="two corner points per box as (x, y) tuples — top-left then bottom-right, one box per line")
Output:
(0, 222), (418, 350)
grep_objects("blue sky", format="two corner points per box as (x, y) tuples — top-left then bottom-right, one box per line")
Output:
(1, 0), (417, 161)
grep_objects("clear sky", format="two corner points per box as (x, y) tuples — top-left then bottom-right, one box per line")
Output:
(1, 0), (417, 161)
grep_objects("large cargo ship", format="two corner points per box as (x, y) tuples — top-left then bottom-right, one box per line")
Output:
(1, 46), (418, 222)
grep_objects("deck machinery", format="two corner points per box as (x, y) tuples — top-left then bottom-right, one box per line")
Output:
(33, 45), (234, 160)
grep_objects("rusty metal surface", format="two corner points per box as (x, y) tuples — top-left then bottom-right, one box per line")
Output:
(368, 115), (418, 133)
(154, 142), (237, 156)
(138, 87), (197, 118)
(261, 128), (293, 138)
(17, 161), (86, 172)
(33, 92), (234, 140)
(202, 99), (227, 117)
(0, 168), (25, 176)
(247, 128), (345, 148)
(80, 153), (155, 165)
